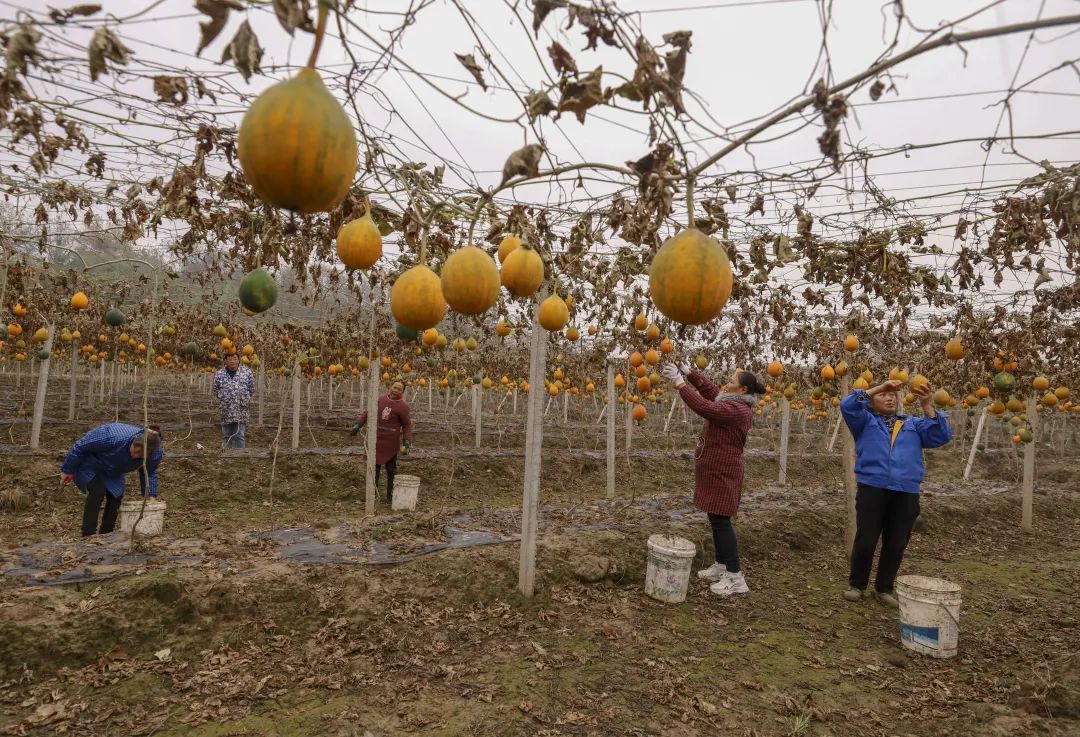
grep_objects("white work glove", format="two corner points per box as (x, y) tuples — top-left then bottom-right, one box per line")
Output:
(660, 364), (684, 387)
(677, 361), (691, 376)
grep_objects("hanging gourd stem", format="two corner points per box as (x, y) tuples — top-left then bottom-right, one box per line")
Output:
(685, 175), (695, 230)
(306, 1), (331, 70)
(418, 228), (429, 266)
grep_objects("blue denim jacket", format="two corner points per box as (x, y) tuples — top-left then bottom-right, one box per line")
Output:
(61, 423), (163, 498)
(840, 391), (952, 493)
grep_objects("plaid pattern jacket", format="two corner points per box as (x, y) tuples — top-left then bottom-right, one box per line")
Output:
(212, 365), (256, 423)
(678, 370), (754, 516)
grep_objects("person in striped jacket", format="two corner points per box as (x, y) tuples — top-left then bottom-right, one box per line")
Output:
(663, 362), (766, 596)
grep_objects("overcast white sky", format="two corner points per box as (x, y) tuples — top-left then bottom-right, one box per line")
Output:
(4, 0), (1079, 308)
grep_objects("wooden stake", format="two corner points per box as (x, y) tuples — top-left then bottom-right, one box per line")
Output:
(518, 304), (547, 598)
(562, 391), (569, 423)
(624, 397), (633, 452)
(841, 375), (857, 555)
(606, 362), (615, 498)
(1021, 396), (1036, 532)
(778, 396), (791, 485)
(964, 407), (988, 481)
(428, 380), (432, 412)
(29, 324), (54, 449)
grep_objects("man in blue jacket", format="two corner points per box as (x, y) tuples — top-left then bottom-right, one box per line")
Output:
(840, 379), (952, 606)
(61, 423), (164, 536)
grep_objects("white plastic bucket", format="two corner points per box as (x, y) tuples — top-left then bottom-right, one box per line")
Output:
(118, 498), (167, 537)
(645, 534), (696, 603)
(896, 575), (962, 658)
(392, 475), (421, 511)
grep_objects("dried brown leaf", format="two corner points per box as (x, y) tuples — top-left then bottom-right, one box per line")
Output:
(556, 66), (605, 124)
(195, 0), (244, 56)
(547, 41), (577, 76)
(454, 52), (488, 91)
(220, 20), (263, 83)
(272, 0), (307, 35)
(525, 90), (555, 121)
(88, 28), (132, 82)
(153, 75), (189, 106)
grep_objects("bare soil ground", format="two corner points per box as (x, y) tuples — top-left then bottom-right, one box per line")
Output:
(0, 390), (1077, 736)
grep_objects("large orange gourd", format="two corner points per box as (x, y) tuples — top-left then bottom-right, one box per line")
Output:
(336, 207), (382, 269)
(500, 246), (545, 297)
(440, 246), (500, 315)
(391, 266), (446, 330)
(237, 7), (357, 214)
(537, 294), (569, 331)
(648, 228), (733, 325)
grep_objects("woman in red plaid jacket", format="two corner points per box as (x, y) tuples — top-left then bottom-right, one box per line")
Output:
(663, 362), (766, 596)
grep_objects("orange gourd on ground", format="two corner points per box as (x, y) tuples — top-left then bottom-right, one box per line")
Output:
(767, 361), (783, 377)
(500, 246), (545, 297)
(391, 265), (447, 330)
(648, 228), (733, 325)
(495, 321), (511, 338)
(821, 364), (835, 381)
(843, 334), (859, 351)
(1032, 376), (1049, 391)
(70, 292), (89, 310)
(440, 246), (499, 315)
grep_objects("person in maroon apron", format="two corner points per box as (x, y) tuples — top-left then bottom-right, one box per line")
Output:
(352, 381), (413, 504)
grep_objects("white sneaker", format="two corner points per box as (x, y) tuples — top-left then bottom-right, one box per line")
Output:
(710, 572), (750, 596)
(697, 562), (728, 582)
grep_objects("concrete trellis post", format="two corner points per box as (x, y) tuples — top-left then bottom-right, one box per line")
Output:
(68, 341), (79, 421)
(291, 357), (301, 449)
(518, 301), (548, 598)
(841, 374), (857, 554)
(29, 325), (54, 449)
(473, 383), (482, 448)
(606, 362), (615, 498)
(778, 396), (791, 485)
(964, 407), (988, 481)
(1021, 396), (1037, 531)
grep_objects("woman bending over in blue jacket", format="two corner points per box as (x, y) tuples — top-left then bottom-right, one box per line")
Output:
(61, 423), (164, 536)
(840, 379), (952, 606)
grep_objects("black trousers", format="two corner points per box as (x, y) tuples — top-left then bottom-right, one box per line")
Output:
(849, 483), (921, 593)
(375, 456), (397, 502)
(707, 513), (741, 573)
(82, 477), (122, 537)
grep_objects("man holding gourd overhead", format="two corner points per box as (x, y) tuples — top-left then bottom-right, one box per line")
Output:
(840, 379), (952, 607)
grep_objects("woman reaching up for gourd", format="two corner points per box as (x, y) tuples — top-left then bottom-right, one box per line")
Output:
(662, 362), (766, 596)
